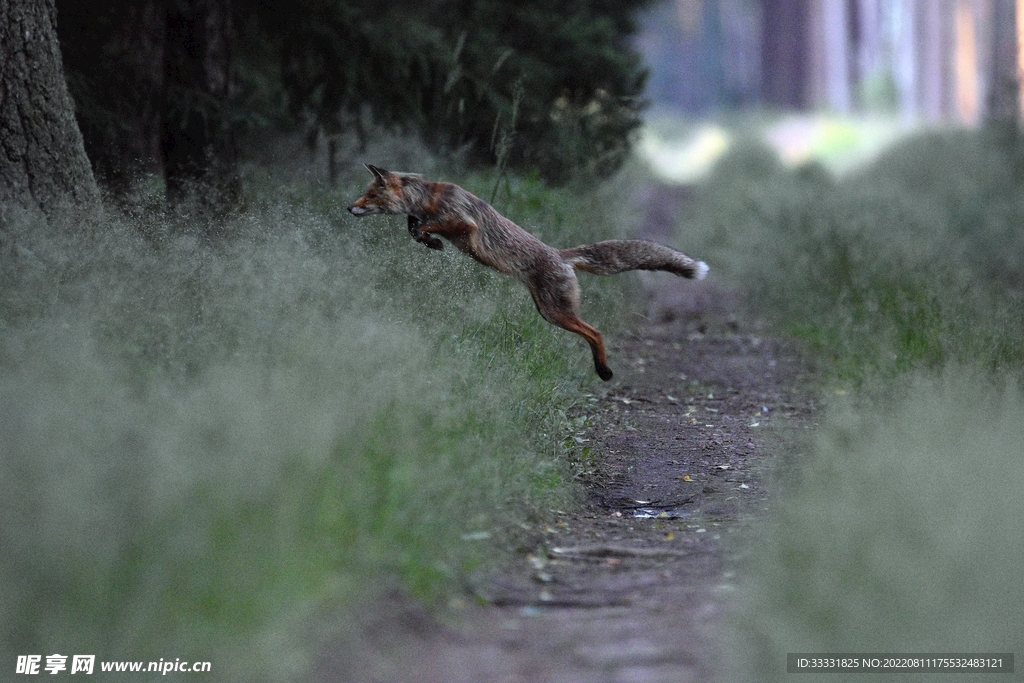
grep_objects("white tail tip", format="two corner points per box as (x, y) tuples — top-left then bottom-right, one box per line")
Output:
(695, 261), (709, 280)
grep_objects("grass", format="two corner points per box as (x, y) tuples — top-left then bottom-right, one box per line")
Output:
(727, 368), (1024, 683)
(676, 130), (1024, 386)
(0, 147), (642, 681)
(668, 127), (1024, 681)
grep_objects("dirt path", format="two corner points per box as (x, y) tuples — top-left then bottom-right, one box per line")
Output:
(319, 187), (817, 683)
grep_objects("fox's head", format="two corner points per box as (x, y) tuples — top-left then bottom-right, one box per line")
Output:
(348, 164), (421, 216)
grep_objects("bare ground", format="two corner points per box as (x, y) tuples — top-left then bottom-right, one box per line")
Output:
(318, 185), (818, 683)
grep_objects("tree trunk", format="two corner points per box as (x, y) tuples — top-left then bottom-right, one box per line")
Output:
(987, 0), (1019, 131)
(162, 0), (241, 212)
(811, 0), (851, 112)
(761, 0), (810, 109)
(0, 0), (100, 221)
(915, 0), (949, 123)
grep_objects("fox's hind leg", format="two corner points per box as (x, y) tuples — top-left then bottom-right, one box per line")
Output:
(526, 268), (614, 381)
(550, 312), (613, 381)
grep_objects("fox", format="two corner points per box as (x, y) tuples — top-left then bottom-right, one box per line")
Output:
(348, 164), (708, 380)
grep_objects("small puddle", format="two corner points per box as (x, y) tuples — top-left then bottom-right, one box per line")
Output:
(632, 507), (690, 519)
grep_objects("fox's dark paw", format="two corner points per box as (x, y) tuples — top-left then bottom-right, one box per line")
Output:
(407, 215), (442, 249)
(407, 215), (422, 236)
(597, 364), (614, 381)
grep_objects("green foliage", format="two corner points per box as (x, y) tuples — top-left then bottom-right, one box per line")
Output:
(0, 162), (639, 680)
(265, 0), (440, 136)
(427, 1), (653, 183)
(58, 0), (653, 192)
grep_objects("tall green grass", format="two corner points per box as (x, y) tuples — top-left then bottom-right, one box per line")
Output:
(0, 157), (640, 680)
(675, 130), (1024, 681)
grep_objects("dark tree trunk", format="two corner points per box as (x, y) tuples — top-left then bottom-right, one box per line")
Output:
(0, 0), (100, 221)
(162, 0), (240, 212)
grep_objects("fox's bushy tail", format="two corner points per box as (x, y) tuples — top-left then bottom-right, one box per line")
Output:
(560, 239), (708, 280)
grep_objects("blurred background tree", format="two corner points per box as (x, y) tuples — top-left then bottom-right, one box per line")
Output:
(162, 0), (242, 209)
(638, 0), (1020, 132)
(56, 0), (655, 200)
(57, 1), (164, 196)
(59, 0), (242, 211)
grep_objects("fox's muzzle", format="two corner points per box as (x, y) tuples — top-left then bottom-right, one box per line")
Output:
(347, 205), (368, 216)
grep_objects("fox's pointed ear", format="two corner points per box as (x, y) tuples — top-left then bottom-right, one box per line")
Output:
(365, 164), (388, 181)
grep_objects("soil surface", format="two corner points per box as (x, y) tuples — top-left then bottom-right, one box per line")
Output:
(319, 185), (818, 683)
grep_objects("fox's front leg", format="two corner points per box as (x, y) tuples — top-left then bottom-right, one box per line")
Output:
(407, 215), (444, 251)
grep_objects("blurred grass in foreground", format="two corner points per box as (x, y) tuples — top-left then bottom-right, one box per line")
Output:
(728, 368), (1024, 683)
(0, 158), (640, 681)
(670, 128), (1024, 681)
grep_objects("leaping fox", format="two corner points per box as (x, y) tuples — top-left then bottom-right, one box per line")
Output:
(348, 164), (708, 380)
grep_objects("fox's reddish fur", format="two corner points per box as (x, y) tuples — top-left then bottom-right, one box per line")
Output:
(348, 164), (708, 380)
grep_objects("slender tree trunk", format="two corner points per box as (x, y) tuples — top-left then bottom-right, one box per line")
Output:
(893, 0), (918, 120)
(761, 0), (810, 108)
(815, 0), (856, 112)
(162, 0), (240, 212)
(916, 0), (947, 123)
(988, 0), (1019, 131)
(0, 0), (99, 221)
